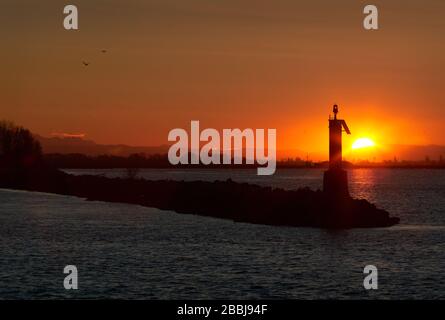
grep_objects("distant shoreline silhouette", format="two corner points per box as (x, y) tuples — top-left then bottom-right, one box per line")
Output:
(43, 152), (445, 169)
(35, 133), (445, 167)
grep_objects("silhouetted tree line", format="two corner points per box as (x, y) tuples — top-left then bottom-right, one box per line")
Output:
(0, 121), (42, 169)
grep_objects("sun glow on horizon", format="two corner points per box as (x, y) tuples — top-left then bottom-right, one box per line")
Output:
(352, 138), (375, 150)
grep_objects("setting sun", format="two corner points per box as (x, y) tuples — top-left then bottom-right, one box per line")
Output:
(352, 138), (375, 150)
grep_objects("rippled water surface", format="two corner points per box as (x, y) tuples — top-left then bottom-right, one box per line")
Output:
(1, 168), (444, 299)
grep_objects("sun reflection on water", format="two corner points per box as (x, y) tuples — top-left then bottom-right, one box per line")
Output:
(348, 169), (380, 202)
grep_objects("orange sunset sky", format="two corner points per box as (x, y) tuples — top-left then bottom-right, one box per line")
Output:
(1, 0), (444, 160)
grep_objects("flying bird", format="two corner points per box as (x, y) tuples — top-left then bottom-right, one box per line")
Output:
(82, 61), (90, 66)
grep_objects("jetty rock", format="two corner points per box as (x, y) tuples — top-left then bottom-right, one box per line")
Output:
(0, 167), (399, 229)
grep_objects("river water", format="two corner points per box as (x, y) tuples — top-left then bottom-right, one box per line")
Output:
(0, 168), (444, 299)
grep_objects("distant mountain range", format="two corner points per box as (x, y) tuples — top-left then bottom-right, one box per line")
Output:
(36, 135), (170, 157)
(36, 135), (445, 162)
(380, 144), (445, 162)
